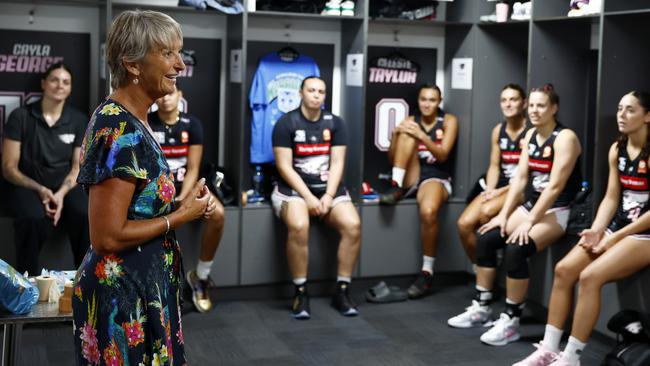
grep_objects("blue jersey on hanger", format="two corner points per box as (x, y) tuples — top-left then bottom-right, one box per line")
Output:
(249, 52), (320, 163)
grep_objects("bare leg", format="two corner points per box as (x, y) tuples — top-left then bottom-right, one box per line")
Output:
(457, 191), (508, 263)
(416, 180), (448, 257)
(324, 202), (361, 277)
(282, 200), (310, 279)
(571, 237), (650, 342)
(199, 195), (224, 262)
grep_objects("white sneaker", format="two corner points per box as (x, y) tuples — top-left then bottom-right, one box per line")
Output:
(480, 313), (521, 346)
(512, 342), (559, 366)
(448, 300), (492, 328)
(321, 1), (341, 16)
(340, 0), (354, 16)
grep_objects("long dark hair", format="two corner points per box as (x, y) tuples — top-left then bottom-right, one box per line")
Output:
(616, 90), (650, 160)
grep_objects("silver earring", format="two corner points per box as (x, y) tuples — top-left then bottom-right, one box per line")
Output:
(133, 78), (139, 85)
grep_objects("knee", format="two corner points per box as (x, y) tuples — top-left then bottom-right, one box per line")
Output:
(478, 206), (494, 224)
(475, 229), (505, 267)
(340, 218), (361, 242)
(419, 205), (439, 224)
(578, 269), (602, 290)
(287, 218), (309, 237)
(554, 260), (579, 285)
(505, 243), (535, 279)
(457, 214), (475, 234)
(208, 204), (225, 227)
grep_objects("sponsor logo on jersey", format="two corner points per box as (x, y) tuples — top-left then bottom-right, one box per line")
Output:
(435, 129), (444, 140)
(501, 151), (521, 163)
(58, 133), (75, 144)
(499, 138), (509, 150)
(181, 131), (189, 144)
(542, 146), (552, 158)
(639, 160), (647, 174)
(294, 130), (306, 142)
(323, 128), (331, 141)
(161, 145), (189, 158)
(528, 159), (552, 172)
(620, 175), (649, 190)
(295, 143), (331, 156)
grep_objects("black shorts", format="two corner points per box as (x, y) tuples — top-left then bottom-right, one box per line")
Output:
(271, 184), (351, 217)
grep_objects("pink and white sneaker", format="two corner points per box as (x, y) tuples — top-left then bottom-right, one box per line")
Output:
(548, 354), (580, 366)
(512, 343), (558, 366)
(480, 313), (520, 346)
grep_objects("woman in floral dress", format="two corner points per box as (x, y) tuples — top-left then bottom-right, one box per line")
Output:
(72, 10), (217, 365)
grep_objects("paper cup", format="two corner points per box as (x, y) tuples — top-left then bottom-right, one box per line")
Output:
(36, 275), (55, 302)
(496, 3), (509, 22)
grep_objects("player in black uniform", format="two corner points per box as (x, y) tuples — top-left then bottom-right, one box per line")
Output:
(514, 91), (650, 366)
(448, 85), (582, 347)
(378, 84), (459, 299)
(457, 84), (528, 265)
(272, 76), (361, 319)
(149, 87), (225, 313)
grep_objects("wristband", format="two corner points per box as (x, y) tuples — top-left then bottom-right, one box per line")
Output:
(162, 215), (170, 235)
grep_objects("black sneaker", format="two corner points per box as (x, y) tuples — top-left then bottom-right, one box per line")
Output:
(291, 285), (311, 319)
(186, 270), (214, 313)
(407, 271), (434, 299)
(379, 181), (405, 205)
(332, 282), (359, 316)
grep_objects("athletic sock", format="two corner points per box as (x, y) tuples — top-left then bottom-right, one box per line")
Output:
(561, 336), (586, 365)
(392, 167), (406, 187)
(541, 324), (563, 353)
(196, 260), (213, 280)
(293, 277), (307, 286)
(421, 256), (435, 274)
(504, 298), (525, 318)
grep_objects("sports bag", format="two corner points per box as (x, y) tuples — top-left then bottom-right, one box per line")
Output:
(601, 309), (650, 366)
(0, 258), (39, 314)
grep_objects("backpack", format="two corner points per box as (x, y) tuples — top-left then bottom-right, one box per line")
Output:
(601, 310), (650, 366)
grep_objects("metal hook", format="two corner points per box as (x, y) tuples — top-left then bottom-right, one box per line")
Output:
(284, 24), (291, 43)
(28, 9), (35, 24)
(393, 30), (399, 43)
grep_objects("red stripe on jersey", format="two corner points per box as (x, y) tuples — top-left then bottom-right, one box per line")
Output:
(417, 142), (441, 152)
(295, 143), (331, 156)
(620, 175), (649, 190)
(528, 159), (552, 172)
(501, 151), (521, 163)
(161, 145), (189, 158)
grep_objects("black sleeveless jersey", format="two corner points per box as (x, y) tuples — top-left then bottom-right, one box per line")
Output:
(525, 123), (581, 208)
(613, 141), (650, 227)
(497, 121), (529, 188)
(416, 112), (451, 181)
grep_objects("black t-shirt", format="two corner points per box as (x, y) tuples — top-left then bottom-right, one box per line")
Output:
(148, 112), (204, 185)
(272, 108), (347, 192)
(3, 101), (87, 190)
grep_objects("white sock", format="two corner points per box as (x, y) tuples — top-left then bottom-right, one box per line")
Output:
(293, 277), (307, 286)
(541, 324), (563, 353)
(422, 256), (435, 274)
(337, 276), (351, 283)
(561, 336), (586, 365)
(392, 167), (406, 187)
(196, 260), (213, 280)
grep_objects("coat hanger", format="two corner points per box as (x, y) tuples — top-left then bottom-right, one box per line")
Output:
(278, 24), (299, 61)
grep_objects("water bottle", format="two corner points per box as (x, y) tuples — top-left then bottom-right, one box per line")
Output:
(575, 180), (590, 204)
(252, 165), (264, 198)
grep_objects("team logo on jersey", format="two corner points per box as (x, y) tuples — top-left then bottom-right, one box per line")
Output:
(323, 114), (333, 120)
(639, 160), (647, 174)
(58, 133), (75, 144)
(294, 130), (306, 142)
(154, 131), (166, 144)
(619, 157), (627, 172)
(323, 128), (331, 141)
(499, 138), (509, 150)
(181, 131), (189, 144)
(528, 143), (537, 156)
(543, 146), (552, 158)
(435, 129), (444, 140)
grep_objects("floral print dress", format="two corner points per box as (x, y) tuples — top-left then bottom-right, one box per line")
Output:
(73, 100), (185, 366)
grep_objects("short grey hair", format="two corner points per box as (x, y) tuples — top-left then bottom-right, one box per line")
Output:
(106, 10), (182, 90)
